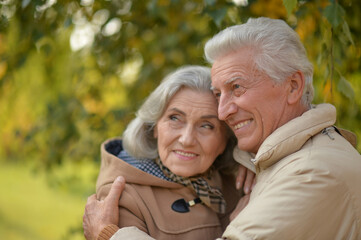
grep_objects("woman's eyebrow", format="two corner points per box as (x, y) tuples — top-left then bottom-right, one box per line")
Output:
(169, 108), (185, 115)
(201, 115), (218, 119)
(170, 108), (218, 119)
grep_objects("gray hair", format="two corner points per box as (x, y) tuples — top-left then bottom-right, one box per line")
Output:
(123, 66), (237, 172)
(204, 17), (314, 107)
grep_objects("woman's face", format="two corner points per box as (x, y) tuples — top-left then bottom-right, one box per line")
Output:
(154, 87), (228, 177)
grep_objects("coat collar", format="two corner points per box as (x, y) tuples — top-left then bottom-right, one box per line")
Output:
(97, 138), (224, 191)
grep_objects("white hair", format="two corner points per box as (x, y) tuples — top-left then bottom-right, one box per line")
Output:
(122, 66), (234, 162)
(204, 17), (314, 107)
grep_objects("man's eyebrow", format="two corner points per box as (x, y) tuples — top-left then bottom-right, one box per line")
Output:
(210, 76), (246, 91)
(225, 76), (246, 85)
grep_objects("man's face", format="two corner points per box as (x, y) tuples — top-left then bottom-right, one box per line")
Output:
(211, 48), (290, 153)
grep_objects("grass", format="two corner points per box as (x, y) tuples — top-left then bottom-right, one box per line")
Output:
(0, 161), (98, 240)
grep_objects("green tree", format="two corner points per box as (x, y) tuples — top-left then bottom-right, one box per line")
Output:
(1, 0), (359, 170)
(0, 0), (360, 239)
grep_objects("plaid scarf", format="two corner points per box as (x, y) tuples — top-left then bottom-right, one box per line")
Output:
(155, 158), (226, 214)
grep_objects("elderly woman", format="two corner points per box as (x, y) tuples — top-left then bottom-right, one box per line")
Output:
(92, 66), (254, 240)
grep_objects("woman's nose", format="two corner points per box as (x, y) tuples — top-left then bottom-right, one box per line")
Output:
(179, 126), (195, 146)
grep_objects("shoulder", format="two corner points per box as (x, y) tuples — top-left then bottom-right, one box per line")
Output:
(265, 126), (361, 181)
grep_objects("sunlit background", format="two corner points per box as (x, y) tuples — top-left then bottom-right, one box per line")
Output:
(0, 0), (360, 239)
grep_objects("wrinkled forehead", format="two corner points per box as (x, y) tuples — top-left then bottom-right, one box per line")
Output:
(210, 66), (261, 93)
(211, 50), (257, 79)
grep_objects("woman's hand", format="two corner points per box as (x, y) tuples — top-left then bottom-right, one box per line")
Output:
(83, 176), (125, 240)
(230, 193), (251, 221)
(235, 165), (256, 194)
(231, 165), (255, 221)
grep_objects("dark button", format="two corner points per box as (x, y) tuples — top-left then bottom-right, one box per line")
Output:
(172, 199), (189, 213)
(171, 198), (202, 213)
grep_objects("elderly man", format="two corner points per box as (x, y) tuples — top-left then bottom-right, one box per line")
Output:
(205, 17), (361, 239)
(83, 17), (361, 240)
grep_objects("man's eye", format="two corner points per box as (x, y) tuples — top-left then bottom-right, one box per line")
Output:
(233, 84), (246, 96)
(233, 84), (240, 89)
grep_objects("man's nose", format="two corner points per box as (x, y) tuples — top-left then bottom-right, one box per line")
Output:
(179, 126), (195, 146)
(218, 95), (237, 121)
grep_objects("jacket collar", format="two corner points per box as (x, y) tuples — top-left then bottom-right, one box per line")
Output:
(233, 104), (337, 173)
(254, 103), (336, 171)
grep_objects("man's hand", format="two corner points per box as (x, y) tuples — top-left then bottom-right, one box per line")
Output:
(236, 165), (256, 194)
(230, 193), (251, 221)
(83, 176), (125, 240)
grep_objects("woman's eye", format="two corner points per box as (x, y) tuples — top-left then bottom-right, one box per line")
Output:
(201, 124), (214, 129)
(213, 93), (221, 102)
(213, 91), (221, 100)
(169, 115), (179, 121)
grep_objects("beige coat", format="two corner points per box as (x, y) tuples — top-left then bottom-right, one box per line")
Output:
(96, 139), (242, 240)
(223, 104), (361, 239)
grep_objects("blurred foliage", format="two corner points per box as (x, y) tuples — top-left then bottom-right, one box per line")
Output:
(0, 0), (360, 182)
(0, 162), (86, 240)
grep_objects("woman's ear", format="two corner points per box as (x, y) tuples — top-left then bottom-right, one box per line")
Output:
(153, 125), (158, 138)
(287, 71), (305, 105)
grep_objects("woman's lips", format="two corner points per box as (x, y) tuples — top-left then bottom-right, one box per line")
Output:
(173, 150), (198, 159)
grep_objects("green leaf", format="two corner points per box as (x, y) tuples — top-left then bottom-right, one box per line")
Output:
(342, 21), (355, 46)
(22, 0), (31, 9)
(323, 2), (345, 28)
(337, 76), (355, 100)
(0, 15), (9, 31)
(206, 7), (227, 27)
(205, 0), (217, 6)
(283, 0), (297, 16)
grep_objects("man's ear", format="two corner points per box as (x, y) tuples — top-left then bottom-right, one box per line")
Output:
(287, 71), (305, 105)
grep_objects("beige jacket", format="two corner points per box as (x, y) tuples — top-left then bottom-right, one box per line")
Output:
(223, 103), (361, 239)
(96, 139), (242, 240)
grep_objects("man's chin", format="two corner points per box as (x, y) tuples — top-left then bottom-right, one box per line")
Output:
(236, 139), (258, 154)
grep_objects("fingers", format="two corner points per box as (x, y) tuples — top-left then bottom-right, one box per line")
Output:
(236, 165), (257, 194)
(236, 165), (246, 190)
(83, 194), (98, 240)
(87, 194), (97, 203)
(105, 176), (125, 206)
(83, 177), (125, 240)
(243, 169), (256, 194)
(85, 194), (97, 214)
(252, 175), (257, 189)
(230, 194), (251, 221)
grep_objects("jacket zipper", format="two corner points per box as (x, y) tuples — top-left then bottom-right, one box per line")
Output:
(321, 127), (335, 140)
